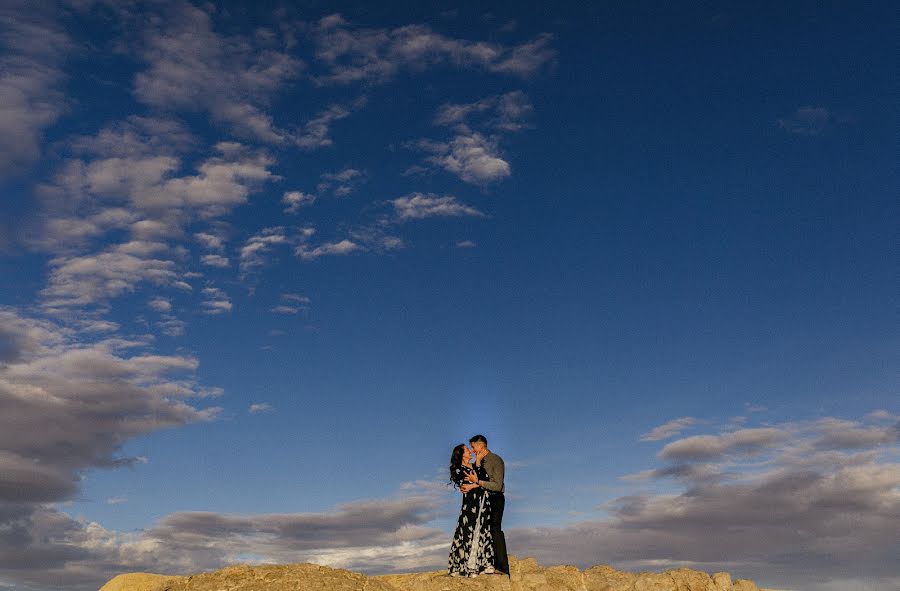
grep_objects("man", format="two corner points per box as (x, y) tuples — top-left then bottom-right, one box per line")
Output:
(460, 434), (508, 576)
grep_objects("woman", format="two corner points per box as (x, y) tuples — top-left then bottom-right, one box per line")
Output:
(447, 443), (495, 577)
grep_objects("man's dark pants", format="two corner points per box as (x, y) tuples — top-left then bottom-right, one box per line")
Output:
(489, 492), (509, 573)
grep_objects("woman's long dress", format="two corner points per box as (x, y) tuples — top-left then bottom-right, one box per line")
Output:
(448, 464), (495, 577)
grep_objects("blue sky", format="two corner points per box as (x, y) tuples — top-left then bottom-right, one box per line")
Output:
(0, 2), (897, 590)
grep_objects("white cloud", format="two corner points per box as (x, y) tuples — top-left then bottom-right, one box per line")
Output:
(39, 243), (192, 311)
(156, 314), (186, 337)
(269, 293), (310, 314)
(194, 231), (226, 252)
(294, 103), (356, 149)
(321, 168), (365, 183)
(282, 191), (317, 214)
(814, 417), (899, 449)
(133, 1), (303, 144)
(418, 133), (511, 184)
(0, 307), (219, 506)
(200, 286), (232, 315)
(434, 90), (532, 132)
(149, 143), (277, 217)
(777, 106), (832, 136)
(148, 297), (172, 313)
(282, 293), (311, 304)
(311, 16), (555, 84)
(200, 254), (230, 267)
(248, 402), (273, 414)
(639, 417), (697, 442)
(239, 226), (289, 277)
(295, 239), (362, 261)
(414, 92), (533, 184)
(71, 115), (195, 158)
(510, 414), (900, 591)
(455, 240), (476, 248)
(346, 225), (404, 254)
(6, 493), (444, 589)
(866, 409), (898, 421)
(0, 3), (70, 176)
(316, 167), (367, 197)
(390, 193), (484, 220)
(658, 427), (787, 460)
(29, 140), (276, 257)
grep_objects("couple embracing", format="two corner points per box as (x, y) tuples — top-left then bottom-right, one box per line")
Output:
(447, 434), (509, 577)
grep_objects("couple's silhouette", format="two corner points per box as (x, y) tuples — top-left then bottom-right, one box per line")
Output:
(447, 435), (509, 577)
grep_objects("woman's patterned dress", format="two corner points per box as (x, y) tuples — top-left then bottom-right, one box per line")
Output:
(448, 463), (495, 577)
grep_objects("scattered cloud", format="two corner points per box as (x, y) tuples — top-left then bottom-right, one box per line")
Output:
(0, 492), (444, 590)
(239, 226), (289, 277)
(270, 293), (310, 315)
(658, 427), (786, 460)
(346, 225), (404, 254)
(510, 414), (900, 591)
(294, 101), (363, 149)
(866, 409), (898, 421)
(194, 231), (227, 252)
(814, 417), (899, 449)
(147, 297), (172, 313)
(777, 105), (832, 136)
(455, 240), (476, 248)
(200, 254), (230, 267)
(70, 115), (196, 158)
(0, 307), (220, 507)
(282, 293), (311, 305)
(200, 286), (232, 315)
(311, 15), (555, 84)
(38, 242), (193, 313)
(156, 313), (186, 337)
(133, 1), (303, 144)
(282, 191), (316, 214)
(248, 402), (273, 414)
(28, 137), (276, 261)
(3, 409), (896, 591)
(434, 90), (533, 133)
(295, 238), (363, 261)
(390, 193), (484, 220)
(0, 2), (71, 177)
(416, 133), (510, 184)
(317, 167), (367, 196)
(639, 417), (697, 442)
(413, 91), (534, 184)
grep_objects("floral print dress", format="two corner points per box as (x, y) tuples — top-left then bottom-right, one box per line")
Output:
(448, 463), (495, 577)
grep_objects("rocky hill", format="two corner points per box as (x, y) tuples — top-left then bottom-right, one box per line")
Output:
(99, 555), (779, 591)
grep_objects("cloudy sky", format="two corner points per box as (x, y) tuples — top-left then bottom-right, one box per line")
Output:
(0, 2), (897, 590)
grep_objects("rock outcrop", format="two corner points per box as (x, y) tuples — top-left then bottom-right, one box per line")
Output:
(99, 555), (779, 591)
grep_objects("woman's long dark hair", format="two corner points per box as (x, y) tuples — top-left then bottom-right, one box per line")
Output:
(448, 443), (467, 490)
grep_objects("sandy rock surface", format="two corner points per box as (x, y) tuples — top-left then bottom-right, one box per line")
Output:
(100, 555), (778, 591)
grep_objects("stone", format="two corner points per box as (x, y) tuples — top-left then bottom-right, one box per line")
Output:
(711, 572), (733, 591)
(99, 573), (179, 591)
(378, 569), (511, 591)
(633, 571), (678, 591)
(520, 564), (584, 591)
(99, 555), (772, 591)
(663, 567), (717, 591)
(583, 564), (637, 591)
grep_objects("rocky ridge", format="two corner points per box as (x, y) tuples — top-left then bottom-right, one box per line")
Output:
(100, 555), (780, 591)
